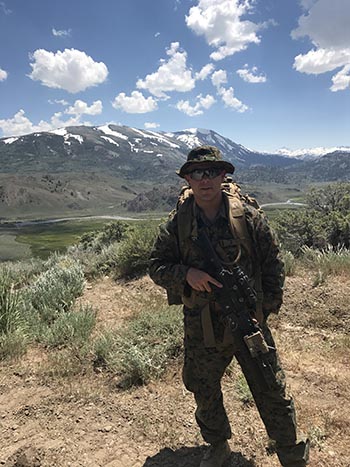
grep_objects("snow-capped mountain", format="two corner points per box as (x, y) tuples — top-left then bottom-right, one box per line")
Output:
(0, 124), (300, 180)
(276, 146), (350, 161)
(0, 124), (348, 219)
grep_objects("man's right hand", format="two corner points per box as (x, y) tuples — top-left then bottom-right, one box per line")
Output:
(186, 267), (223, 293)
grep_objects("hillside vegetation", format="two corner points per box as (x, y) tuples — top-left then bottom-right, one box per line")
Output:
(0, 183), (349, 466)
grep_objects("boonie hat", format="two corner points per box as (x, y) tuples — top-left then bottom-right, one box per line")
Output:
(177, 145), (235, 178)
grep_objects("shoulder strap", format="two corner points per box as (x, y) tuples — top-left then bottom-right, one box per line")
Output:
(223, 191), (263, 312)
(222, 191), (253, 257)
(176, 192), (196, 259)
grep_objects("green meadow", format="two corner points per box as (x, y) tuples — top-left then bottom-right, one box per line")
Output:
(0, 206), (291, 262)
(0, 218), (130, 261)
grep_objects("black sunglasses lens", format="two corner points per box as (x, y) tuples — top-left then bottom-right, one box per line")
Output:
(190, 168), (221, 180)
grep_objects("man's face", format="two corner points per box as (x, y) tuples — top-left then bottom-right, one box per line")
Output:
(184, 164), (225, 204)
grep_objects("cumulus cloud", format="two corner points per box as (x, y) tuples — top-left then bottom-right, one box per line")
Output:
(136, 42), (196, 98)
(112, 91), (158, 113)
(210, 68), (248, 112)
(292, 0), (350, 91)
(236, 64), (266, 83)
(176, 94), (216, 116)
(29, 48), (109, 93)
(0, 109), (82, 137)
(211, 69), (227, 87)
(65, 99), (103, 115)
(195, 63), (215, 80)
(186, 0), (266, 61)
(52, 28), (72, 38)
(144, 122), (160, 129)
(331, 64), (350, 92)
(0, 67), (8, 81)
(217, 86), (248, 112)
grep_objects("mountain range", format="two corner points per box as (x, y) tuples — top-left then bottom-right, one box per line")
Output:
(0, 125), (349, 219)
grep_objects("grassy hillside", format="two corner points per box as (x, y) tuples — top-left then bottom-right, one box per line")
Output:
(0, 260), (349, 466)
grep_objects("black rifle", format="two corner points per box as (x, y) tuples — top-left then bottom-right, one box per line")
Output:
(196, 226), (277, 391)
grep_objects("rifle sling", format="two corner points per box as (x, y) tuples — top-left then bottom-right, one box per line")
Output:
(183, 292), (232, 349)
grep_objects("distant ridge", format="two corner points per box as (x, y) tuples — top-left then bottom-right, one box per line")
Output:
(0, 124), (300, 180)
(0, 124), (349, 219)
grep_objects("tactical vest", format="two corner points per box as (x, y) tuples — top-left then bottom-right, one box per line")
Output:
(170, 179), (263, 347)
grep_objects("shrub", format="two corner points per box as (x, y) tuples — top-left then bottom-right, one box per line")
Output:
(93, 301), (183, 387)
(282, 250), (296, 276)
(0, 330), (28, 360)
(273, 183), (350, 253)
(0, 269), (28, 360)
(301, 245), (350, 279)
(0, 257), (45, 287)
(114, 223), (159, 278)
(68, 243), (120, 279)
(78, 221), (129, 252)
(0, 270), (23, 334)
(40, 305), (96, 348)
(25, 256), (85, 326)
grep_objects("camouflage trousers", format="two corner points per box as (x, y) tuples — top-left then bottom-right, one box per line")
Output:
(182, 308), (309, 467)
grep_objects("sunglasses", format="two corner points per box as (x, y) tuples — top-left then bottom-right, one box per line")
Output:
(188, 168), (223, 181)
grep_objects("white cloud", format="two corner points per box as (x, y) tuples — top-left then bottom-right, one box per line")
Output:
(331, 64), (350, 91)
(292, 0), (350, 91)
(48, 99), (69, 106)
(236, 65), (266, 83)
(210, 68), (248, 112)
(0, 109), (82, 137)
(65, 99), (103, 115)
(195, 63), (215, 80)
(52, 28), (72, 38)
(176, 94), (216, 116)
(144, 122), (160, 129)
(29, 48), (109, 93)
(136, 42), (196, 98)
(0, 67), (8, 81)
(217, 86), (248, 112)
(186, 0), (266, 61)
(0, 2), (12, 15)
(211, 69), (227, 87)
(112, 91), (158, 113)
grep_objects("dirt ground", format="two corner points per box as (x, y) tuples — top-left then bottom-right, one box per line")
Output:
(1, 272), (349, 467)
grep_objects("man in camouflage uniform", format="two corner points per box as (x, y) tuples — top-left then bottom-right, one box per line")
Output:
(149, 146), (309, 467)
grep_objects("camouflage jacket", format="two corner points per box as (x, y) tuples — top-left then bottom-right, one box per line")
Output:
(149, 197), (285, 317)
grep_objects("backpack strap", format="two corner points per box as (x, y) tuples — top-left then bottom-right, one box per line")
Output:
(223, 191), (253, 258)
(223, 191), (263, 317)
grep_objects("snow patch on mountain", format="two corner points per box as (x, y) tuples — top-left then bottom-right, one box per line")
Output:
(276, 146), (350, 159)
(49, 128), (84, 144)
(101, 136), (119, 146)
(131, 128), (180, 149)
(98, 125), (128, 140)
(3, 137), (19, 144)
(175, 133), (202, 148)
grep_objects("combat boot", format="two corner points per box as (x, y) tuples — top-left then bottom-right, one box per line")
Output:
(200, 440), (231, 467)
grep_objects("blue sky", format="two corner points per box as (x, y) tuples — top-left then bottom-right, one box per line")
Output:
(0, 0), (349, 152)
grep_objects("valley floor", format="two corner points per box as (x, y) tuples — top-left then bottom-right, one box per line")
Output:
(0, 274), (349, 467)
